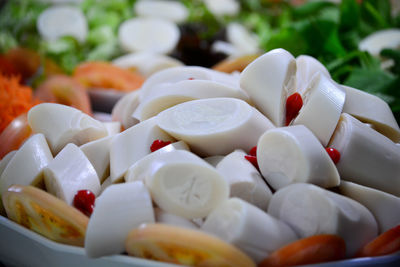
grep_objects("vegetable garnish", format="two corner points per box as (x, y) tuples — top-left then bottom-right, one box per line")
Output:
(0, 74), (40, 133)
(245, 146), (259, 169)
(150, 139), (172, 152)
(73, 189), (96, 217)
(248, 146), (257, 156)
(258, 234), (346, 267)
(285, 92), (303, 126)
(325, 147), (341, 164)
(356, 224), (400, 258)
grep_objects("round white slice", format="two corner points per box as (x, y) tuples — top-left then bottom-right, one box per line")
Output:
(202, 198), (297, 263)
(135, 79), (249, 121)
(295, 55), (331, 95)
(204, 0), (240, 16)
(257, 125), (340, 191)
(145, 150), (229, 219)
(359, 28), (400, 57)
(85, 181), (154, 258)
(329, 113), (400, 197)
(240, 48), (296, 126)
(156, 98), (275, 157)
(111, 90), (140, 129)
(28, 103), (107, 154)
(124, 141), (189, 183)
(268, 183), (378, 256)
(134, 0), (189, 23)
(37, 5), (87, 42)
(118, 17), (180, 54)
(0, 134), (52, 196)
(226, 23), (260, 56)
(216, 150), (272, 211)
(342, 85), (400, 142)
(292, 73), (345, 146)
(112, 52), (184, 77)
(339, 181), (400, 233)
(43, 143), (100, 205)
(110, 117), (175, 183)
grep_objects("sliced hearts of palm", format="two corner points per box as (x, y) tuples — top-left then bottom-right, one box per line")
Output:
(2, 184), (88, 246)
(125, 223), (256, 267)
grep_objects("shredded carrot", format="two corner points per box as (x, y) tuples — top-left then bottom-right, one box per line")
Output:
(0, 74), (40, 132)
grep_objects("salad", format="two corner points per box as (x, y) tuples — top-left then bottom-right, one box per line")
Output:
(1, 46), (400, 266)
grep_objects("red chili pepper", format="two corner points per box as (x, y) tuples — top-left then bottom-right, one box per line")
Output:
(150, 139), (172, 152)
(248, 146), (257, 157)
(326, 147), (340, 164)
(245, 155), (259, 170)
(285, 92), (303, 126)
(73, 190), (95, 217)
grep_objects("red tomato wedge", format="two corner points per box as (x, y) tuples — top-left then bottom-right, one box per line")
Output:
(2, 185), (89, 247)
(73, 61), (145, 92)
(0, 113), (32, 160)
(258, 235), (346, 267)
(35, 75), (92, 115)
(356, 224), (400, 257)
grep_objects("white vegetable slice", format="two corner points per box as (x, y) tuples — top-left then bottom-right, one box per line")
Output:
(118, 17), (180, 54)
(112, 52), (183, 77)
(203, 155), (224, 167)
(85, 181), (154, 257)
(342, 85), (400, 142)
(138, 66), (242, 102)
(80, 136), (113, 183)
(257, 125), (340, 191)
(295, 55), (331, 95)
(110, 117), (175, 183)
(37, 5), (88, 42)
(339, 181), (400, 233)
(268, 183), (378, 256)
(154, 208), (198, 230)
(292, 73), (345, 146)
(0, 134), (52, 196)
(202, 198), (297, 263)
(28, 103), (107, 154)
(100, 176), (112, 194)
(204, 0), (240, 16)
(156, 98), (275, 157)
(125, 141), (189, 183)
(145, 150), (229, 219)
(0, 150), (16, 178)
(103, 122), (121, 136)
(226, 23), (260, 56)
(216, 150), (272, 211)
(240, 48), (296, 126)
(111, 90), (140, 129)
(43, 143), (100, 205)
(134, 79), (250, 121)
(134, 0), (189, 23)
(359, 28), (400, 57)
(329, 113), (400, 197)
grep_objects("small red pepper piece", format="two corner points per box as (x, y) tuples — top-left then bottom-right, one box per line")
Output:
(285, 92), (303, 126)
(248, 146), (257, 157)
(325, 147), (340, 164)
(73, 190), (95, 217)
(244, 155), (259, 170)
(150, 139), (172, 152)
(188, 77), (195, 80)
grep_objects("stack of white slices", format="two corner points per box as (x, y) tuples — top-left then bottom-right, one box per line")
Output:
(1, 48), (400, 266)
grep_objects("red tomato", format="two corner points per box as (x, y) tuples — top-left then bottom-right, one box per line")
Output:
(0, 113), (32, 159)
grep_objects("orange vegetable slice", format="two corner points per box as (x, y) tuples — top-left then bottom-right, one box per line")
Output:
(258, 235), (346, 267)
(125, 223), (256, 267)
(73, 61), (145, 92)
(212, 54), (260, 73)
(356, 224), (400, 257)
(2, 185), (89, 247)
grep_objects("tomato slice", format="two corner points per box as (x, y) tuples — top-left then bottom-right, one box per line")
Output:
(35, 75), (92, 115)
(356, 224), (400, 257)
(126, 223), (256, 267)
(259, 235), (346, 267)
(2, 185), (89, 247)
(73, 61), (145, 92)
